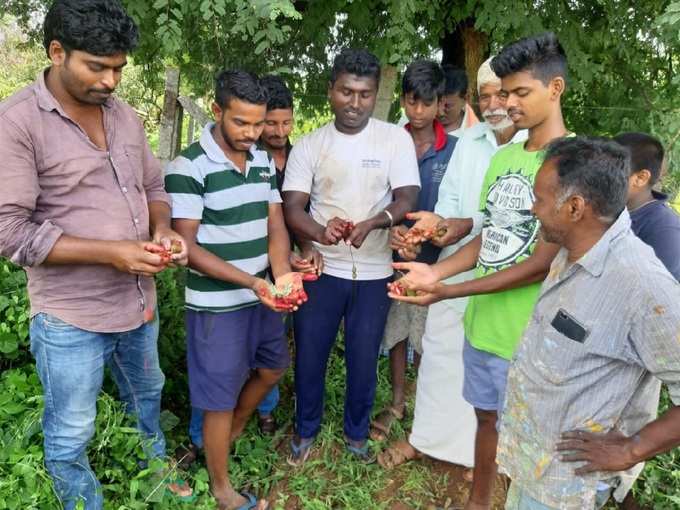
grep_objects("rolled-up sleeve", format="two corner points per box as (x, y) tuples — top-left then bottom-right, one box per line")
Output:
(0, 118), (63, 267)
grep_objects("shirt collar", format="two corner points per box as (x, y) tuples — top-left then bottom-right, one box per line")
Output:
(200, 122), (256, 166)
(404, 119), (448, 152)
(36, 68), (113, 114)
(575, 208), (631, 277)
(469, 121), (526, 149)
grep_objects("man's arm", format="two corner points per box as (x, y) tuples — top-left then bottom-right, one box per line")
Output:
(282, 191), (326, 244)
(437, 238), (559, 298)
(390, 238), (559, 305)
(171, 218), (294, 311)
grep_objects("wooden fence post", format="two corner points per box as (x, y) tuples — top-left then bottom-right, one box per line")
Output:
(158, 68), (182, 166)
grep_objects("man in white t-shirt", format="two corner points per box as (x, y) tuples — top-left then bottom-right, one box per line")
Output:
(282, 48), (420, 463)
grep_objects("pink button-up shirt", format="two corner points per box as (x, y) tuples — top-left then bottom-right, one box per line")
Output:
(0, 70), (171, 332)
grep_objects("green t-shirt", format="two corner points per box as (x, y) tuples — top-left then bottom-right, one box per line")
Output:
(463, 141), (544, 360)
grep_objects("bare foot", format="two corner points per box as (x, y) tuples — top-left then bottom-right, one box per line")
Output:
(463, 467), (474, 483)
(212, 485), (247, 510)
(377, 439), (423, 469)
(167, 480), (193, 498)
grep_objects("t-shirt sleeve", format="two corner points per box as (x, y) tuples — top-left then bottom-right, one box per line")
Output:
(281, 138), (313, 194)
(388, 127), (421, 190)
(629, 278), (680, 404)
(164, 156), (204, 220)
(268, 157), (282, 204)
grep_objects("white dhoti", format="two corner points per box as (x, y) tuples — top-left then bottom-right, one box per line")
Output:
(408, 255), (477, 467)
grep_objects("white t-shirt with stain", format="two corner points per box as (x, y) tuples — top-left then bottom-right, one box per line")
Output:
(283, 118), (420, 280)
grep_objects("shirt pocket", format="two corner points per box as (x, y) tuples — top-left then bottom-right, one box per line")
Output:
(111, 143), (145, 193)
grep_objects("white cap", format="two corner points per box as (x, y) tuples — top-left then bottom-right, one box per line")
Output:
(477, 57), (501, 93)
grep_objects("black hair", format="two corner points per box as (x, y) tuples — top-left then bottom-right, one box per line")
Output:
(441, 65), (468, 97)
(214, 69), (268, 109)
(43, 0), (139, 57)
(260, 75), (294, 112)
(544, 136), (629, 222)
(491, 32), (568, 85)
(613, 132), (665, 186)
(402, 60), (445, 103)
(330, 49), (381, 86)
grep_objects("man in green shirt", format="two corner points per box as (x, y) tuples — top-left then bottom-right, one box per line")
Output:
(388, 32), (568, 510)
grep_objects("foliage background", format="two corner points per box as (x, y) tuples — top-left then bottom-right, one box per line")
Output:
(1, 1), (680, 508)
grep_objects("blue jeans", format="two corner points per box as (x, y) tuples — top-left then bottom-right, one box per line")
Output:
(188, 385), (280, 447)
(30, 313), (166, 510)
(293, 274), (391, 441)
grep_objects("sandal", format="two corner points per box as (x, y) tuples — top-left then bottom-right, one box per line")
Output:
(258, 414), (278, 436)
(174, 442), (201, 471)
(235, 491), (268, 510)
(369, 406), (404, 441)
(377, 439), (423, 469)
(345, 437), (376, 464)
(287, 436), (314, 467)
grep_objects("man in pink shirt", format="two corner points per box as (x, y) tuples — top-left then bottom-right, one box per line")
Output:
(0, 1), (190, 508)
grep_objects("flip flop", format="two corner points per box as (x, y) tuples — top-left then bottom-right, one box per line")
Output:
(236, 492), (262, 510)
(287, 437), (314, 467)
(345, 438), (376, 464)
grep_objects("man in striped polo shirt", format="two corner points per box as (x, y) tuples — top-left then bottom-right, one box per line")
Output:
(166, 70), (300, 510)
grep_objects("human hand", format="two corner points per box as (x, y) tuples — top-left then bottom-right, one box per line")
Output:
(556, 430), (639, 476)
(431, 218), (473, 247)
(346, 219), (375, 248)
(252, 276), (303, 313)
(403, 211), (443, 245)
(152, 226), (188, 266)
(291, 247), (324, 278)
(387, 273), (446, 306)
(322, 217), (352, 245)
(110, 240), (168, 276)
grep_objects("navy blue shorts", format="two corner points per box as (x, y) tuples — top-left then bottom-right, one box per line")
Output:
(186, 304), (289, 411)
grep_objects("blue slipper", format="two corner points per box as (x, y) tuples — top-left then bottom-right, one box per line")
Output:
(345, 439), (376, 464)
(287, 437), (314, 467)
(237, 492), (262, 510)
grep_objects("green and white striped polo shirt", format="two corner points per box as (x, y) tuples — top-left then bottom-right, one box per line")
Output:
(165, 122), (281, 312)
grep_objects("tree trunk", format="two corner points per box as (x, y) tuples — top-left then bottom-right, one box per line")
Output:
(373, 64), (398, 122)
(440, 19), (489, 108)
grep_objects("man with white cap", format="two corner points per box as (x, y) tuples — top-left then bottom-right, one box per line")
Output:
(378, 57), (527, 476)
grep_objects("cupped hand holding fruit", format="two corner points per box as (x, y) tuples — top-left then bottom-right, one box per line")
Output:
(290, 248), (324, 279)
(386, 264), (445, 306)
(431, 218), (473, 248)
(403, 211), (444, 245)
(389, 225), (410, 251)
(110, 240), (169, 276)
(152, 226), (188, 266)
(252, 272), (311, 313)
